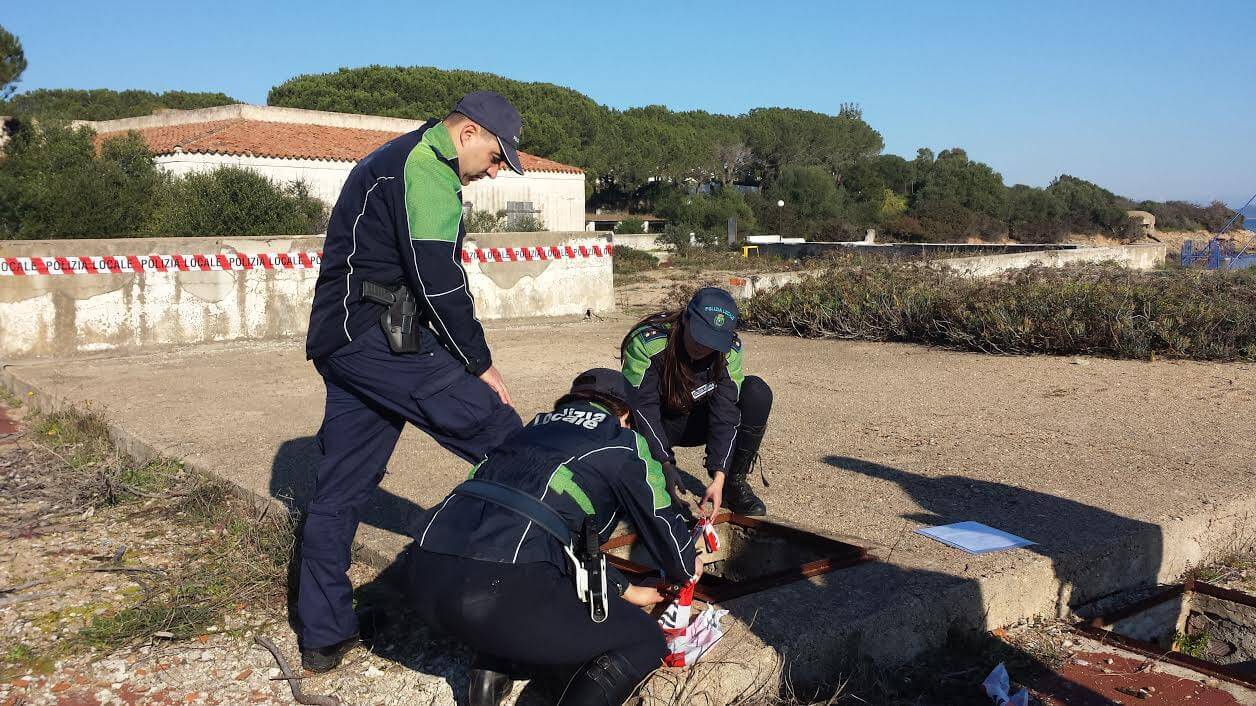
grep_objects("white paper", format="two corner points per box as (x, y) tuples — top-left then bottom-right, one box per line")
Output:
(916, 521), (1036, 555)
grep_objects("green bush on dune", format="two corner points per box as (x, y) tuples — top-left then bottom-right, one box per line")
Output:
(741, 264), (1256, 361)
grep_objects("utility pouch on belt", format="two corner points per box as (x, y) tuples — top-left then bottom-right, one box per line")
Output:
(361, 280), (421, 354)
(451, 479), (610, 623)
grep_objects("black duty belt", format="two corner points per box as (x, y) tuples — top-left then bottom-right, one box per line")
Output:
(451, 479), (609, 622)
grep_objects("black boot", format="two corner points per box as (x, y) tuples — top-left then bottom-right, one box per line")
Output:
(557, 652), (644, 706)
(724, 422), (767, 516)
(468, 668), (513, 706)
(300, 634), (360, 673)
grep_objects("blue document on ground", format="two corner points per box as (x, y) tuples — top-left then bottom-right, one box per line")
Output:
(915, 521), (1036, 555)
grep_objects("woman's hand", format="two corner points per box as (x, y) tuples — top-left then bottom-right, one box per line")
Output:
(701, 472), (725, 519)
(623, 584), (665, 607)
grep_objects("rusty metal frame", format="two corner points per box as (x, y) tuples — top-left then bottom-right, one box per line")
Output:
(600, 512), (872, 603)
(1072, 579), (1256, 689)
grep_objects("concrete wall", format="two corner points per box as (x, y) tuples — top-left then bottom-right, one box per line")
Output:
(724, 243), (1168, 299)
(463, 232), (614, 320)
(939, 243), (1166, 277)
(608, 233), (664, 253)
(0, 232), (612, 360)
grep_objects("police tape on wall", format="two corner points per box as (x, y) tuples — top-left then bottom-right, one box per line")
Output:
(0, 245), (614, 277)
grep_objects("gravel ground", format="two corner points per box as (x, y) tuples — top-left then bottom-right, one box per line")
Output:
(0, 402), (485, 706)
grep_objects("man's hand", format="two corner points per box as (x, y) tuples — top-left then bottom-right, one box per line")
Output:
(701, 471), (725, 519)
(479, 365), (513, 407)
(623, 584), (665, 607)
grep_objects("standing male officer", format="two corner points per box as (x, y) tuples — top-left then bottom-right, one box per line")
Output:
(298, 92), (527, 671)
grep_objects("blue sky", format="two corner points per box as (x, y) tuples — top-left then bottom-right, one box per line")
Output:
(4, 1), (1253, 205)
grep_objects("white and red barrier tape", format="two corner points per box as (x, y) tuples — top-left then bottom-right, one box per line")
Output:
(461, 244), (613, 264)
(0, 245), (613, 277)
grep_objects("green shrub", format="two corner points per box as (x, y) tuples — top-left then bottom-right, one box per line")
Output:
(466, 209), (545, 233)
(612, 245), (657, 275)
(147, 167), (327, 236)
(613, 217), (645, 234)
(467, 208), (505, 233)
(1136, 200), (1242, 233)
(508, 213), (545, 232)
(0, 123), (327, 238)
(742, 264), (1256, 361)
(0, 121), (162, 238)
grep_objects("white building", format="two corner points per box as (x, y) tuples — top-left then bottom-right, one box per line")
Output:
(81, 104), (586, 231)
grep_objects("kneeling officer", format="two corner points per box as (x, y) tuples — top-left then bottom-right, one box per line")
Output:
(406, 368), (702, 706)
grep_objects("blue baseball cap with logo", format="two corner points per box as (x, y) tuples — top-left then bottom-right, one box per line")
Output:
(451, 91), (525, 175)
(685, 287), (739, 353)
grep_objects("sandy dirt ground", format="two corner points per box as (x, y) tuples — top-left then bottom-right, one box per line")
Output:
(2, 271), (1255, 704)
(4, 399), (1252, 706)
(5, 313), (1251, 569)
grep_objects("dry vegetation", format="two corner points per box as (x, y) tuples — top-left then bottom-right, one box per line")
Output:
(742, 264), (1256, 361)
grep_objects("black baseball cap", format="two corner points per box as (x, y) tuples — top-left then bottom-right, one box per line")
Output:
(569, 368), (637, 413)
(450, 91), (525, 175)
(685, 287), (739, 353)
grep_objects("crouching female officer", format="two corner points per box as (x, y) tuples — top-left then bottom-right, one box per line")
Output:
(621, 287), (773, 517)
(405, 368), (702, 706)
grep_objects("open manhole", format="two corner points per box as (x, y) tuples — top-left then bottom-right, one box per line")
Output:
(600, 513), (872, 602)
(1075, 579), (1256, 688)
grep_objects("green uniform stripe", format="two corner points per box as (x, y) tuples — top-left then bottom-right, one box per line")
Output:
(466, 459), (485, 480)
(726, 346), (745, 395)
(635, 432), (670, 510)
(622, 328), (668, 387)
(404, 124), (463, 242)
(548, 464), (595, 515)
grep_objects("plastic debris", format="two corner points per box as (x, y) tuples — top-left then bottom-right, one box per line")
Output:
(982, 662), (1030, 706)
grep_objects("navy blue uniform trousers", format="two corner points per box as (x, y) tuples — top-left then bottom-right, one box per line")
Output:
(298, 325), (522, 649)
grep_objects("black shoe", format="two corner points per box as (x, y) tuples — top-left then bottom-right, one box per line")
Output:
(300, 634), (360, 673)
(468, 668), (513, 706)
(725, 473), (766, 516)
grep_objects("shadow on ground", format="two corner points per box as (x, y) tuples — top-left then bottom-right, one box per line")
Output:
(269, 436), (427, 539)
(266, 438), (1172, 704)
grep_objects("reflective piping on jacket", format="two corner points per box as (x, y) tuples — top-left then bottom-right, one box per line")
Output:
(418, 494), (454, 546)
(341, 176), (395, 341)
(719, 407), (742, 471)
(636, 413), (671, 462)
(511, 456), (575, 564)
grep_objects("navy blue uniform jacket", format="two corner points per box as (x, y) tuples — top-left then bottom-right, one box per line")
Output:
(306, 120), (491, 374)
(413, 400), (698, 592)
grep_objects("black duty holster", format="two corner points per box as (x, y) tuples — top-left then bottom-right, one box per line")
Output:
(361, 280), (422, 354)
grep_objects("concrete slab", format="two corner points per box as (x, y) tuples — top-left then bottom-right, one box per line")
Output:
(3, 314), (1255, 695)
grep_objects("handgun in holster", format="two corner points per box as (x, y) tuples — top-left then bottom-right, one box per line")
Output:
(571, 517), (609, 623)
(361, 280), (422, 354)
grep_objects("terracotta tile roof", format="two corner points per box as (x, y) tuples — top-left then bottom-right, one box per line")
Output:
(94, 119), (583, 174)
(517, 153), (583, 174)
